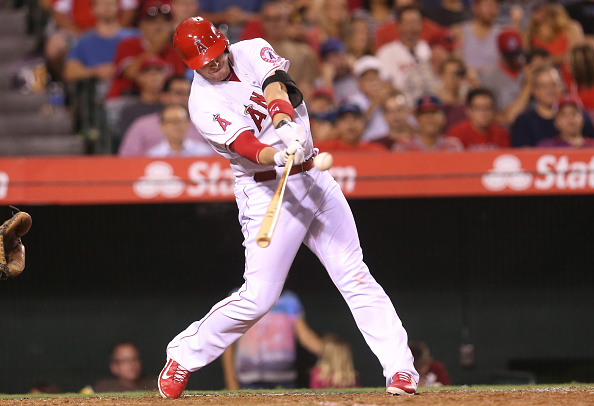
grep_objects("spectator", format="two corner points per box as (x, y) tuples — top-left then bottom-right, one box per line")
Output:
(452, 0), (501, 75)
(171, 0), (200, 27)
(307, 0), (352, 55)
(374, 90), (415, 149)
(148, 105), (214, 156)
(198, 1), (265, 43)
(115, 56), (170, 147)
(374, 0), (443, 50)
(45, 0), (138, 80)
(93, 341), (157, 392)
(308, 87), (338, 143)
(107, 0), (186, 100)
(118, 75), (209, 156)
(352, 0), (394, 35)
(564, 0), (594, 46)
(423, 0), (473, 28)
(395, 95), (463, 151)
(316, 104), (387, 151)
(221, 289), (323, 390)
(258, 0), (319, 99)
(496, 0), (533, 32)
(409, 342), (451, 387)
(427, 27), (459, 73)
(448, 88), (510, 150)
(345, 16), (375, 59)
(63, 0), (138, 99)
(500, 47), (554, 126)
(316, 38), (359, 104)
(525, 3), (584, 69)
(376, 6), (432, 92)
(29, 382), (62, 394)
(347, 56), (393, 142)
(310, 333), (360, 389)
(436, 57), (475, 132)
(537, 96), (594, 148)
(511, 65), (594, 147)
(478, 29), (525, 125)
(568, 45), (594, 118)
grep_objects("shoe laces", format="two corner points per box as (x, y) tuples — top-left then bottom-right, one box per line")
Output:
(172, 363), (190, 383)
(394, 372), (413, 383)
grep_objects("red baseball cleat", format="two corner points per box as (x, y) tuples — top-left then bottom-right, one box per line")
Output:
(158, 358), (191, 399)
(386, 372), (417, 395)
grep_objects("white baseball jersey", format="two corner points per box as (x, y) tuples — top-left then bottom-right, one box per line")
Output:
(166, 38), (418, 388)
(187, 38), (314, 179)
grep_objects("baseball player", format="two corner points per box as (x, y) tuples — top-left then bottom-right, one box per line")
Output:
(158, 16), (419, 399)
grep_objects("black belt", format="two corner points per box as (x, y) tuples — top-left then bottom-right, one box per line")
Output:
(253, 158), (314, 182)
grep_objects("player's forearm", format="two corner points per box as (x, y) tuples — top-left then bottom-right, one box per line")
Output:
(258, 146), (279, 166)
(263, 81), (292, 127)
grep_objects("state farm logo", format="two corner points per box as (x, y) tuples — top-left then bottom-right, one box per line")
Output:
(482, 154), (594, 191)
(482, 155), (532, 191)
(133, 161), (235, 199)
(0, 171), (8, 199)
(133, 162), (185, 198)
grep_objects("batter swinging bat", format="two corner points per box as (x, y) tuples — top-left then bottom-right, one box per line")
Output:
(256, 154), (295, 248)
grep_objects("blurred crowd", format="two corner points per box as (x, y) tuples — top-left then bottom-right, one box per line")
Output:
(24, 0), (594, 155)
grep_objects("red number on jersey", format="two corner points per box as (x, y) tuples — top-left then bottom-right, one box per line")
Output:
(213, 114), (232, 131)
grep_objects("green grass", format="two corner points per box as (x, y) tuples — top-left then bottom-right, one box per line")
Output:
(1, 383), (593, 399)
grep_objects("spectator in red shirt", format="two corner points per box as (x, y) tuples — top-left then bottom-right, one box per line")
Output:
(409, 341), (451, 387)
(107, 0), (186, 99)
(395, 95), (463, 152)
(374, 0), (443, 50)
(315, 104), (387, 152)
(448, 88), (510, 150)
(537, 96), (594, 148)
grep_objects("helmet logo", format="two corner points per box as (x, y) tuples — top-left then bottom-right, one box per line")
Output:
(194, 38), (209, 54)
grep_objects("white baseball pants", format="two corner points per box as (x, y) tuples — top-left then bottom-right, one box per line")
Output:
(166, 168), (418, 385)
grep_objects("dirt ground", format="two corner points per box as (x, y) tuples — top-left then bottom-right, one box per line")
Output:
(1, 388), (594, 406)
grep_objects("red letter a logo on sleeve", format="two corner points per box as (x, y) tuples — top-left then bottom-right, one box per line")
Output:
(213, 114), (232, 131)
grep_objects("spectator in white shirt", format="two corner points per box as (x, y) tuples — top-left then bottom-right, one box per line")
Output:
(375, 6), (432, 92)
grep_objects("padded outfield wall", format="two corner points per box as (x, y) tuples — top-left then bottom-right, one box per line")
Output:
(1, 195), (593, 394)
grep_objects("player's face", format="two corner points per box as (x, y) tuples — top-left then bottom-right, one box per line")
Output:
(196, 51), (231, 82)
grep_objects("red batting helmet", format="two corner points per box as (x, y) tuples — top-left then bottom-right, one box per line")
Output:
(173, 17), (229, 70)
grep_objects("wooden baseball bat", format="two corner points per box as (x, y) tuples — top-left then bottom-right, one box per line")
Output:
(256, 154), (295, 248)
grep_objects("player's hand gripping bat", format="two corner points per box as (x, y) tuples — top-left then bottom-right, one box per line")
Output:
(256, 154), (295, 248)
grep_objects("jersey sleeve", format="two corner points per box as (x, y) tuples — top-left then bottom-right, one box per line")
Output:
(238, 38), (290, 87)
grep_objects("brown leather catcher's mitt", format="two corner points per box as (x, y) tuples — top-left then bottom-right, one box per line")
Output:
(0, 211), (32, 279)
